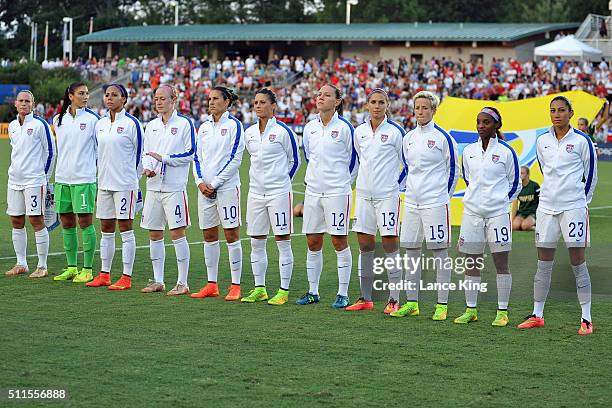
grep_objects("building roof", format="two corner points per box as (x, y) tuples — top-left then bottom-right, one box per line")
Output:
(76, 22), (579, 44)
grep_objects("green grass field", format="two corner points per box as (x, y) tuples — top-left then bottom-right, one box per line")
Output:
(1, 138), (611, 407)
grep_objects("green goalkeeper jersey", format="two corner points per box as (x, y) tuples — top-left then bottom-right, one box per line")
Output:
(516, 180), (539, 217)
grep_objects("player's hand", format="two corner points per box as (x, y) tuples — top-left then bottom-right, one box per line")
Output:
(144, 169), (156, 177)
(201, 183), (215, 197)
(146, 152), (162, 162)
(197, 183), (207, 194)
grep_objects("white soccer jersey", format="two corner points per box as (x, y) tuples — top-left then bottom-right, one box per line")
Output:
(354, 116), (405, 199)
(403, 120), (459, 208)
(143, 110), (195, 193)
(53, 107), (99, 184)
(95, 109), (144, 191)
(245, 117), (300, 198)
(303, 112), (358, 197)
(462, 136), (521, 219)
(536, 127), (598, 214)
(8, 112), (55, 189)
(193, 111), (245, 191)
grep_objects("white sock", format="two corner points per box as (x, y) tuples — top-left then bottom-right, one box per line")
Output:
(250, 238), (268, 287)
(120, 230), (136, 276)
(572, 262), (592, 322)
(385, 250), (401, 301)
(12, 228), (27, 267)
(496, 274), (512, 310)
(464, 275), (481, 308)
(432, 248), (451, 304)
(336, 247), (352, 297)
(34, 228), (49, 268)
(100, 232), (116, 273)
(173, 236), (190, 286)
(533, 260), (553, 317)
(150, 239), (165, 284)
(404, 248), (422, 302)
(204, 240), (220, 282)
(306, 249), (323, 295)
(277, 240), (293, 290)
(227, 241), (242, 285)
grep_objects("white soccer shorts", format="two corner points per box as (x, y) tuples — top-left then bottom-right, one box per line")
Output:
(96, 189), (138, 220)
(247, 191), (293, 236)
(140, 191), (190, 230)
(302, 193), (351, 236)
(535, 207), (590, 249)
(400, 204), (451, 249)
(197, 186), (241, 230)
(458, 212), (512, 254)
(352, 196), (400, 237)
(6, 185), (46, 217)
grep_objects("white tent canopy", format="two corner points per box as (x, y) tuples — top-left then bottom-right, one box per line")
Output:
(534, 35), (603, 60)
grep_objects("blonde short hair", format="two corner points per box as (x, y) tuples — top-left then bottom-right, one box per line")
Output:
(412, 91), (440, 110)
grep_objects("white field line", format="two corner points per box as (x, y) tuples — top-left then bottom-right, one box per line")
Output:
(589, 205), (612, 210)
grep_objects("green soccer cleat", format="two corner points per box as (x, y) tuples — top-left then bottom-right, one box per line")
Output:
(53, 266), (79, 281)
(240, 287), (268, 303)
(389, 301), (420, 318)
(432, 304), (448, 321)
(268, 289), (289, 305)
(72, 268), (94, 283)
(492, 310), (509, 327)
(454, 307), (478, 324)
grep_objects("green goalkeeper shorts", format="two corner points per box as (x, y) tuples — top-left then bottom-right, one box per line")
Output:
(54, 182), (97, 214)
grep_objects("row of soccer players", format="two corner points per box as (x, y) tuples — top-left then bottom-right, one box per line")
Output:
(7, 83), (597, 334)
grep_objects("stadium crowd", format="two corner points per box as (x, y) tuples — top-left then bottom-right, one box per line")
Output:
(26, 53), (612, 140)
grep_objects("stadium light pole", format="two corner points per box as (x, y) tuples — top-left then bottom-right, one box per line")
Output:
(169, 1), (179, 60)
(62, 17), (73, 61)
(346, 0), (358, 25)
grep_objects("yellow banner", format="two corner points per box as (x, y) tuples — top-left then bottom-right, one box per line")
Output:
(432, 91), (605, 225)
(0, 122), (8, 139)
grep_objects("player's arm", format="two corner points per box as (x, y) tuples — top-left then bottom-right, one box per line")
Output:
(131, 118), (144, 177)
(346, 125), (359, 185)
(397, 131), (407, 191)
(511, 199), (518, 218)
(162, 119), (196, 166)
(284, 126), (300, 180)
(582, 136), (598, 204)
(39, 119), (56, 181)
(302, 125), (311, 164)
(193, 126), (204, 187)
(506, 146), (521, 201)
(211, 121), (244, 190)
(461, 151), (470, 187)
(445, 133), (460, 197)
(142, 127), (159, 174)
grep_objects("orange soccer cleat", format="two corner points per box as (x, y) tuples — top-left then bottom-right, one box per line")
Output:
(86, 272), (111, 287)
(108, 275), (132, 290)
(517, 315), (545, 329)
(345, 298), (374, 311)
(578, 319), (593, 335)
(224, 284), (241, 301)
(190, 282), (220, 298)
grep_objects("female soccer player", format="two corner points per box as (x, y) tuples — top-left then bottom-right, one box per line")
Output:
(5, 90), (55, 278)
(239, 88), (300, 305)
(454, 107), (520, 326)
(297, 84), (358, 308)
(140, 84), (194, 296)
(518, 96), (598, 335)
(86, 84), (143, 290)
(390, 91), (459, 320)
(190, 86), (245, 301)
(52, 82), (100, 283)
(511, 166), (539, 231)
(346, 88), (404, 313)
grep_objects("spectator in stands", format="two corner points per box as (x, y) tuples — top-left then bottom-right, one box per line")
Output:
(512, 166), (539, 231)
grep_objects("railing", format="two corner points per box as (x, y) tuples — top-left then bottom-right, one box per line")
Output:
(581, 38), (612, 58)
(86, 71), (132, 109)
(575, 13), (611, 40)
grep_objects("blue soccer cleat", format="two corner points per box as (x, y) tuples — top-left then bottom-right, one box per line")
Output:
(295, 292), (320, 305)
(331, 294), (350, 309)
